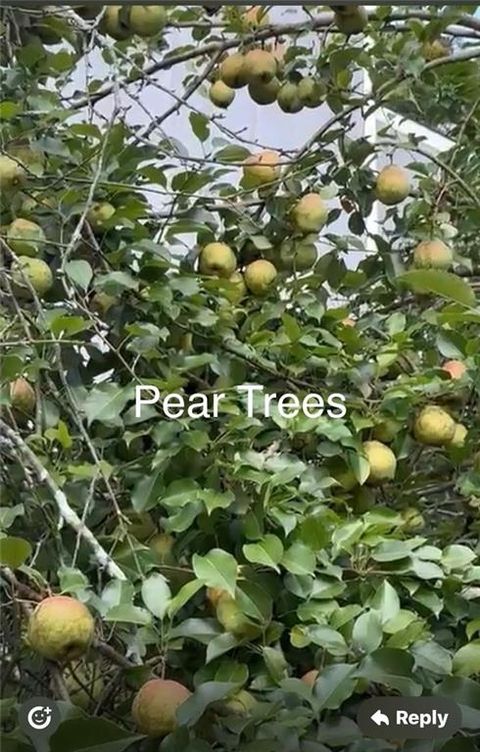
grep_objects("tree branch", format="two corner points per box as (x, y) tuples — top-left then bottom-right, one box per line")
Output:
(0, 420), (126, 581)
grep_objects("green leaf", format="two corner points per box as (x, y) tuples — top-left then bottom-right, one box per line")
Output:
(313, 664), (357, 710)
(357, 648), (422, 695)
(351, 610), (383, 654)
(83, 384), (130, 426)
(308, 625), (348, 656)
(399, 270), (476, 307)
(442, 544), (476, 572)
(412, 640), (452, 675)
(189, 112), (210, 143)
(65, 260), (93, 292)
(281, 542), (316, 575)
(452, 641), (480, 677)
(192, 549), (237, 597)
(167, 580), (204, 618)
(243, 535), (284, 572)
(0, 537), (32, 568)
(368, 580), (400, 624)
(176, 682), (238, 726)
(50, 718), (142, 752)
(104, 604), (152, 625)
(141, 573), (171, 620)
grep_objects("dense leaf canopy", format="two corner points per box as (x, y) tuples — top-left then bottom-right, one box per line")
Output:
(1, 4), (480, 752)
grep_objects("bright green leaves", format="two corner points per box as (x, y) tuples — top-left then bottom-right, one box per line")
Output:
(193, 549), (237, 597)
(0, 536), (32, 568)
(400, 270), (476, 307)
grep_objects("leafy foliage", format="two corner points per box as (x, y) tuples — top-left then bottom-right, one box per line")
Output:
(1, 4), (480, 752)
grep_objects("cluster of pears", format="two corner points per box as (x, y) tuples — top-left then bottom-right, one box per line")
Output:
(1, 148), (53, 299)
(375, 165), (454, 270)
(358, 364), (468, 485)
(198, 151), (331, 285)
(210, 47), (326, 113)
(100, 5), (168, 41)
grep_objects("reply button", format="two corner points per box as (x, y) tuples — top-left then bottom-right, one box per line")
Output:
(357, 696), (462, 740)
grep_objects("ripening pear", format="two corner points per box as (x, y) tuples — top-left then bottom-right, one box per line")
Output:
(413, 240), (453, 269)
(8, 145), (45, 176)
(11, 257), (53, 298)
(414, 405), (456, 446)
(277, 82), (303, 114)
(280, 236), (317, 272)
(244, 259), (277, 296)
(248, 78), (280, 105)
(243, 49), (277, 84)
(333, 5), (368, 34)
(449, 423), (467, 448)
(28, 596), (95, 663)
(132, 678), (191, 737)
(219, 53), (248, 89)
(7, 218), (46, 257)
(20, 191), (55, 216)
(292, 193), (328, 233)
(91, 291), (118, 315)
(149, 532), (175, 563)
(401, 507), (425, 531)
(209, 80), (235, 108)
(0, 155), (27, 193)
(372, 417), (402, 443)
(301, 669), (319, 688)
(100, 6), (130, 39)
(216, 594), (259, 638)
(423, 38), (450, 61)
(87, 202), (115, 233)
(225, 271), (247, 303)
(442, 360), (466, 380)
(10, 377), (36, 414)
(243, 150), (280, 186)
(297, 77), (326, 108)
(363, 440), (397, 484)
(375, 165), (410, 205)
(128, 5), (167, 37)
(199, 242), (237, 278)
(221, 690), (257, 716)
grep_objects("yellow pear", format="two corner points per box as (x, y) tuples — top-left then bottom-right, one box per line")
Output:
(128, 5), (167, 37)
(449, 423), (467, 448)
(244, 259), (277, 295)
(209, 80), (235, 108)
(243, 150), (280, 187)
(277, 82), (303, 114)
(413, 240), (453, 269)
(10, 377), (36, 414)
(132, 678), (191, 737)
(12, 256), (53, 298)
(221, 689), (257, 715)
(7, 218), (46, 257)
(363, 440), (397, 484)
(414, 405), (456, 446)
(0, 155), (27, 193)
(243, 49), (277, 84)
(292, 193), (328, 233)
(248, 78), (280, 105)
(375, 165), (410, 205)
(219, 53), (248, 89)
(401, 507), (425, 531)
(28, 596), (95, 663)
(91, 291), (118, 315)
(87, 202), (115, 233)
(198, 242), (237, 277)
